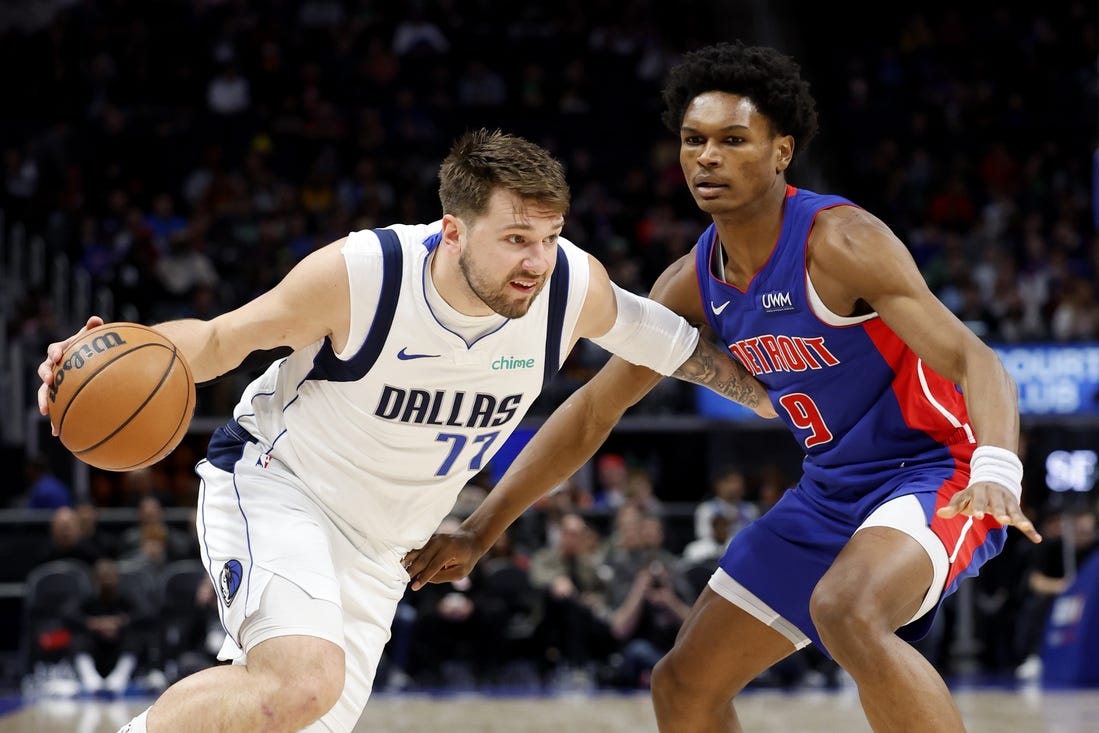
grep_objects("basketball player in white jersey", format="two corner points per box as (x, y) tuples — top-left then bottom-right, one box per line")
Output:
(37, 129), (773, 733)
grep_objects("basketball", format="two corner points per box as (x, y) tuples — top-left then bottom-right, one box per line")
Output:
(47, 322), (196, 472)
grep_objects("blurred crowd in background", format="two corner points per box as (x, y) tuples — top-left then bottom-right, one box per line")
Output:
(2, 0), (1098, 696)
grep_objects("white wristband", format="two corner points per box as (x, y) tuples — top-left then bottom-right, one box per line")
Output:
(968, 445), (1023, 503)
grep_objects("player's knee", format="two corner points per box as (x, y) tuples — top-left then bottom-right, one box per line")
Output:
(254, 642), (345, 730)
(651, 655), (686, 715)
(809, 583), (879, 648)
(653, 651), (742, 727)
(296, 658), (345, 722)
(651, 652), (703, 712)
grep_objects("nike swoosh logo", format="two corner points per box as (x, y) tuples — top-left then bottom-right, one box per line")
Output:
(710, 300), (730, 315)
(397, 347), (441, 360)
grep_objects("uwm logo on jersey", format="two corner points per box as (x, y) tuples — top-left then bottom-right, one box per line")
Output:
(727, 334), (840, 376)
(760, 291), (794, 312)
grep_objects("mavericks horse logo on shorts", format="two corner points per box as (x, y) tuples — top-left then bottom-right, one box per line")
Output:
(219, 559), (243, 607)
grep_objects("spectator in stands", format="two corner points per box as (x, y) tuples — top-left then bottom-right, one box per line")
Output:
(592, 453), (630, 510)
(1050, 275), (1099, 342)
(20, 453), (72, 510)
(118, 495), (193, 562)
(681, 507), (733, 565)
(601, 503), (649, 580)
(623, 467), (664, 516)
(65, 557), (147, 696)
(528, 512), (614, 682)
(602, 513), (690, 687)
(75, 500), (120, 560)
(119, 523), (171, 606)
(606, 559), (692, 688)
(37, 505), (101, 567)
(693, 465), (758, 543)
(518, 475), (594, 552)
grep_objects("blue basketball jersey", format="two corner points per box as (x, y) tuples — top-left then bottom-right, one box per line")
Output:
(699, 187), (1010, 646)
(694, 186), (978, 517)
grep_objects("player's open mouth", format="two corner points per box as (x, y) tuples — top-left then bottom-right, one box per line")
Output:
(510, 279), (537, 292)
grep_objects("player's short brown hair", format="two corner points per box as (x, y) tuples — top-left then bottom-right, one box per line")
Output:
(438, 129), (570, 219)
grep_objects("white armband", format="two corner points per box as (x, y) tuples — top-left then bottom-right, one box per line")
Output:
(968, 445), (1023, 503)
(589, 284), (699, 376)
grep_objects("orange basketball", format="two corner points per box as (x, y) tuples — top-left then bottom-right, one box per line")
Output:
(47, 322), (196, 472)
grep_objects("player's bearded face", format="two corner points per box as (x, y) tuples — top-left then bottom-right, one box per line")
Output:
(458, 248), (547, 318)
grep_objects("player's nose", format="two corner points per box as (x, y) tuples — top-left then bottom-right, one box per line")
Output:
(697, 140), (723, 167)
(522, 248), (554, 275)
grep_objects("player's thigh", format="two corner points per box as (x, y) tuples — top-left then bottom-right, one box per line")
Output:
(814, 523), (936, 630)
(660, 586), (796, 697)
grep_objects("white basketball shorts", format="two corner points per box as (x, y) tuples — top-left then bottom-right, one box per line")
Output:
(195, 438), (409, 732)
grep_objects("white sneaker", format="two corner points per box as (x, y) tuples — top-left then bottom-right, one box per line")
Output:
(77, 669), (104, 694)
(1015, 654), (1043, 681)
(104, 670), (131, 696)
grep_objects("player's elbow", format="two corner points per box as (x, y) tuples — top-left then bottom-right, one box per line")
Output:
(755, 400), (779, 419)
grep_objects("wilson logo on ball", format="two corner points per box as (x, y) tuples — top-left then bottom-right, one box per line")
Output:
(49, 331), (128, 402)
(49, 322), (196, 472)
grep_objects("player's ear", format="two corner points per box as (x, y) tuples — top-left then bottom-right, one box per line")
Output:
(775, 135), (794, 174)
(440, 214), (464, 251)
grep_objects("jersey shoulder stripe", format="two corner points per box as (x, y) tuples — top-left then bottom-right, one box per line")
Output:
(305, 227), (404, 383)
(542, 244), (571, 386)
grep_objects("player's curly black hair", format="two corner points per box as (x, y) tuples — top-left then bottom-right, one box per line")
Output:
(661, 41), (819, 157)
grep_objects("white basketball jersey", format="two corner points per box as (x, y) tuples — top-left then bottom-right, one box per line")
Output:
(230, 221), (590, 549)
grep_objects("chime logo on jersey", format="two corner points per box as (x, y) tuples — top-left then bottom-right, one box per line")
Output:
(374, 385), (523, 428)
(491, 355), (536, 371)
(728, 334), (840, 375)
(760, 291), (795, 312)
(219, 559), (243, 607)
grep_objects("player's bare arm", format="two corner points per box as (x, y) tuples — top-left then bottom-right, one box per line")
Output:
(673, 335), (774, 415)
(36, 239), (352, 419)
(152, 239), (351, 383)
(809, 206), (1040, 543)
(148, 238), (350, 383)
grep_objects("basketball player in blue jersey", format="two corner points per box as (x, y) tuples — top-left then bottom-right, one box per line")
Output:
(37, 129), (772, 733)
(404, 44), (1043, 732)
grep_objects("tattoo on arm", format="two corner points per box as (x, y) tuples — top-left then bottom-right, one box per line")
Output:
(673, 338), (763, 409)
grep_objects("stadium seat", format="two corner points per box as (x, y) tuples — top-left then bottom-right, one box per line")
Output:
(18, 559), (94, 674)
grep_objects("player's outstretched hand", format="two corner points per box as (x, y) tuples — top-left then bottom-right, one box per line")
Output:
(402, 530), (482, 590)
(37, 316), (105, 430)
(936, 481), (1042, 544)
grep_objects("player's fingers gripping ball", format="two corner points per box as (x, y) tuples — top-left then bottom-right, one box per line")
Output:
(47, 322), (196, 471)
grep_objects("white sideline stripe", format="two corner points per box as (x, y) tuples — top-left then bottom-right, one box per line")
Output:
(917, 359), (975, 444)
(949, 517), (975, 563)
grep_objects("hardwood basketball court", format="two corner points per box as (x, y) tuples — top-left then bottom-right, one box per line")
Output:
(3, 687), (1098, 732)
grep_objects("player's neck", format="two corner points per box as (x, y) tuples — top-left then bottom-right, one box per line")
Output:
(711, 181), (789, 285)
